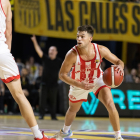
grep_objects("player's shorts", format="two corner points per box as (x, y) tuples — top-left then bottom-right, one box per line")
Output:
(0, 52), (20, 83)
(69, 75), (110, 103)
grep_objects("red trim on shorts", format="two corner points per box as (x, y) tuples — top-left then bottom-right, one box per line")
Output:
(0, 0), (6, 17)
(94, 85), (111, 96)
(1, 75), (20, 83)
(69, 98), (87, 103)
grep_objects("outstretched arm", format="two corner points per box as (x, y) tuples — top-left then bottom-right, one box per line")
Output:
(31, 35), (43, 58)
(99, 45), (124, 75)
(59, 50), (94, 90)
(5, 1), (12, 51)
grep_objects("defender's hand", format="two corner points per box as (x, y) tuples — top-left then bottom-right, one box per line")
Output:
(112, 65), (124, 76)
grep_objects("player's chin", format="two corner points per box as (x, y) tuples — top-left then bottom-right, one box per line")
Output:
(77, 44), (83, 47)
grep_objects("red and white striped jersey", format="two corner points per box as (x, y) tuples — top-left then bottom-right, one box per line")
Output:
(0, 0), (6, 42)
(71, 43), (103, 84)
(0, 0), (9, 54)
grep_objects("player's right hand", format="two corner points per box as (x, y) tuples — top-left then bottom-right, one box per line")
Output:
(31, 35), (36, 42)
(80, 80), (94, 90)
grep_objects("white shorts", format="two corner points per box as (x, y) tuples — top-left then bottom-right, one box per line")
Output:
(0, 52), (20, 83)
(69, 76), (110, 103)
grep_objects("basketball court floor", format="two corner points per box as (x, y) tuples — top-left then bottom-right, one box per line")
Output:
(0, 115), (140, 140)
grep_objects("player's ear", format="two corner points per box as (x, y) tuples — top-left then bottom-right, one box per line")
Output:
(90, 36), (93, 42)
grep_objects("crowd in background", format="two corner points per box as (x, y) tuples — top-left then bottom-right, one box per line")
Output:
(124, 65), (140, 83)
(0, 54), (140, 115)
(0, 56), (42, 114)
(0, 0), (140, 116)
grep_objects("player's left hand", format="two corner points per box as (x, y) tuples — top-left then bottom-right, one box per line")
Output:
(111, 65), (124, 76)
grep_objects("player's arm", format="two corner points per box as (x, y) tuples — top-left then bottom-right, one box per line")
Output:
(99, 45), (124, 75)
(59, 50), (94, 90)
(31, 35), (43, 58)
(59, 50), (80, 87)
(5, 1), (12, 51)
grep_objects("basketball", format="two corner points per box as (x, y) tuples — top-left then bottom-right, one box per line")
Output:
(103, 67), (123, 88)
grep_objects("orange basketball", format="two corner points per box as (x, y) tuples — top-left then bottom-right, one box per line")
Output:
(103, 67), (124, 88)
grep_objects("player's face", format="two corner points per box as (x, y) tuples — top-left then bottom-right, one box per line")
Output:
(21, 68), (28, 76)
(29, 57), (34, 65)
(48, 46), (58, 60)
(76, 31), (92, 48)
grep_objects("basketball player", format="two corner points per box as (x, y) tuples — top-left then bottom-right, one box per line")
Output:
(0, 0), (52, 139)
(51, 25), (124, 140)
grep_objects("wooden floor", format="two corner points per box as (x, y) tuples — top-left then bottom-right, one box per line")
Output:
(0, 115), (140, 140)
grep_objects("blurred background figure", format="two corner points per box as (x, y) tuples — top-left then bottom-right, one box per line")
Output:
(136, 63), (140, 79)
(130, 68), (138, 83)
(16, 58), (25, 75)
(30, 66), (43, 112)
(31, 35), (62, 120)
(10, 67), (31, 113)
(28, 56), (39, 86)
(124, 66), (133, 82)
(21, 68), (30, 98)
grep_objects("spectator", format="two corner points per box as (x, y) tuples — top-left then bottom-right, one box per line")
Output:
(34, 66), (43, 91)
(130, 68), (139, 83)
(137, 63), (140, 79)
(16, 58), (25, 75)
(30, 66), (43, 111)
(31, 35), (62, 120)
(21, 68), (30, 97)
(0, 79), (5, 113)
(124, 66), (133, 82)
(28, 56), (39, 85)
(135, 77), (140, 83)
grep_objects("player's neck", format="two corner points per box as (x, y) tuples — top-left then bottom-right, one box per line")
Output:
(78, 43), (92, 55)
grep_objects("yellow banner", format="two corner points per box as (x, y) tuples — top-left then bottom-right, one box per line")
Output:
(14, 0), (140, 43)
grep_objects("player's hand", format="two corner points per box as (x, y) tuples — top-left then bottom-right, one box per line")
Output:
(80, 79), (94, 90)
(111, 65), (124, 76)
(31, 35), (37, 42)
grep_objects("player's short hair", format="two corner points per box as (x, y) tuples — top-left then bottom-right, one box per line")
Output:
(77, 25), (94, 36)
